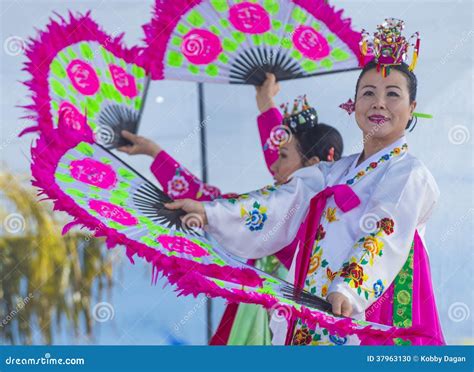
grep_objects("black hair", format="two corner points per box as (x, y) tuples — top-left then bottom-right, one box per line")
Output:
(294, 123), (343, 163)
(355, 61), (418, 130)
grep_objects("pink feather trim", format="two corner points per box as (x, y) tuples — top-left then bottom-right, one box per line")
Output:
(29, 128), (434, 344)
(21, 12), (145, 139)
(142, 0), (363, 79)
(30, 128), (264, 289)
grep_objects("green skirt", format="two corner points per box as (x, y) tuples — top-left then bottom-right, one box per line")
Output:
(227, 256), (288, 345)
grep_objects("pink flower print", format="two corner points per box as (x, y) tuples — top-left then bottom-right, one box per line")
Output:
(168, 174), (190, 198)
(70, 158), (117, 189)
(229, 2), (271, 34)
(88, 200), (138, 226)
(293, 26), (330, 61)
(66, 59), (100, 95)
(109, 64), (138, 98)
(157, 235), (209, 257)
(181, 29), (222, 65)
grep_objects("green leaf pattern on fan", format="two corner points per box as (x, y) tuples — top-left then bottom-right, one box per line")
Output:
(164, 0), (354, 81)
(48, 41), (147, 142)
(54, 142), (232, 266)
(203, 273), (385, 332)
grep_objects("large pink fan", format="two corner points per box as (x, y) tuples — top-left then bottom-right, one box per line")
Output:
(28, 125), (421, 344)
(22, 9), (413, 344)
(20, 12), (150, 149)
(142, 0), (363, 84)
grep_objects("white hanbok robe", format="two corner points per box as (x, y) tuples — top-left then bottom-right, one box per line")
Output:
(204, 136), (440, 345)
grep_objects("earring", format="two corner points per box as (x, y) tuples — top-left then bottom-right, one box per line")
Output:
(339, 98), (355, 115)
(408, 116), (418, 132)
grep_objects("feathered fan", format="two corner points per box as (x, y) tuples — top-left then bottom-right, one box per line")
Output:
(29, 127), (417, 343)
(21, 13), (150, 148)
(143, 0), (362, 84)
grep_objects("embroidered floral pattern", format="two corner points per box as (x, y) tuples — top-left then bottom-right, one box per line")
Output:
(225, 192), (249, 204)
(346, 143), (408, 185)
(377, 217), (395, 235)
(241, 201), (267, 231)
(166, 165), (221, 201)
(362, 236), (384, 264)
(329, 334), (348, 345)
(393, 243), (414, 345)
(306, 224), (327, 290)
(264, 126), (288, 152)
(326, 267), (337, 282)
(292, 320), (336, 346)
(292, 325), (313, 345)
(338, 217), (395, 300)
(325, 207), (339, 223)
(167, 168), (190, 198)
(308, 246), (322, 276)
(315, 224), (326, 241)
(340, 261), (367, 289)
(197, 182), (220, 200)
(226, 184), (278, 205)
(373, 279), (385, 298)
(321, 284), (328, 297)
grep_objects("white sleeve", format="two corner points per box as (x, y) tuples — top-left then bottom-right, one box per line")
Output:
(203, 166), (325, 259)
(328, 161), (440, 314)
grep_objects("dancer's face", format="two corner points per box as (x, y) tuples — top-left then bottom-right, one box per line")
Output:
(270, 139), (305, 185)
(355, 68), (416, 141)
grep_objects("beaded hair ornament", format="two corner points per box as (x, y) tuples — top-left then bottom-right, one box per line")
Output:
(340, 18), (430, 120)
(359, 18), (420, 77)
(280, 95), (318, 133)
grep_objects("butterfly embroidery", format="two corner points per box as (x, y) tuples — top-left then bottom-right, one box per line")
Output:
(325, 207), (339, 223)
(326, 267), (337, 281)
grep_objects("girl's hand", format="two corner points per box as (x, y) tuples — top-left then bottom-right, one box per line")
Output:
(327, 292), (353, 317)
(255, 73), (280, 113)
(164, 199), (208, 227)
(117, 130), (162, 158)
